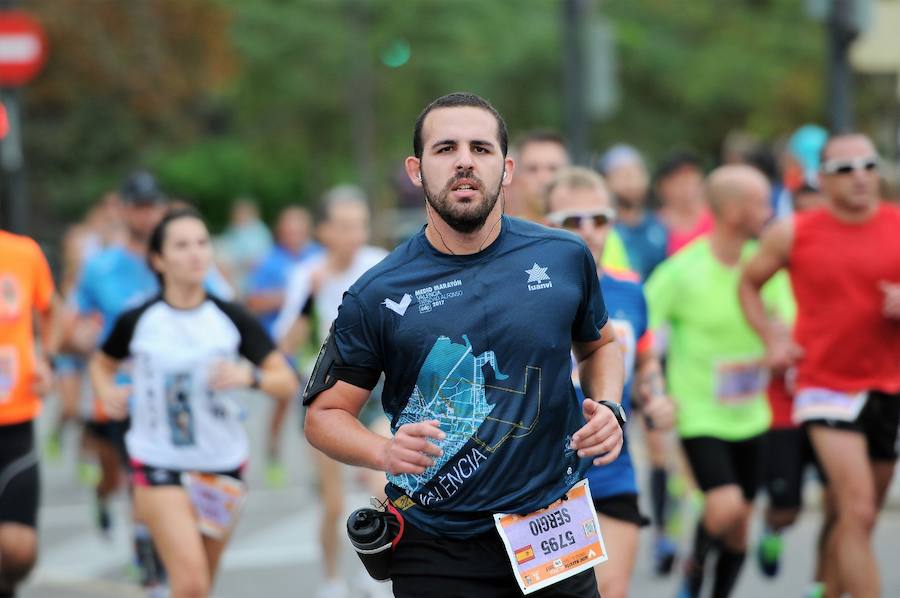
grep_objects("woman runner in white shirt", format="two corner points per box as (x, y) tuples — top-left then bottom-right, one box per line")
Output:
(89, 207), (298, 598)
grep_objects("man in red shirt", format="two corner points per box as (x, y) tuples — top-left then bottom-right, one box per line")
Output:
(739, 133), (900, 598)
(0, 230), (60, 598)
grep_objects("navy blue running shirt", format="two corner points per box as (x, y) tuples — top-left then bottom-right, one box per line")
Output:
(324, 216), (609, 538)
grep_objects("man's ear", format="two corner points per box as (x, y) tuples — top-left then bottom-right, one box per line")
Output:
(501, 157), (515, 187)
(405, 156), (423, 188)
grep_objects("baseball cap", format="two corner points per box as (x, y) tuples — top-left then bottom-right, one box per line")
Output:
(120, 170), (165, 204)
(597, 144), (645, 175)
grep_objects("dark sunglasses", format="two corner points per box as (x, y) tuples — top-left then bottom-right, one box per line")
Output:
(821, 156), (878, 175)
(547, 208), (616, 229)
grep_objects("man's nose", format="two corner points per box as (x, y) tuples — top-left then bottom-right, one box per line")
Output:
(453, 147), (476, 171)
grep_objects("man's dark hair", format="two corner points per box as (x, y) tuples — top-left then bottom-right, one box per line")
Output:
(653, 150), (703, 185)
(512, 128), (566, 155)
(413, 92), (508, 159)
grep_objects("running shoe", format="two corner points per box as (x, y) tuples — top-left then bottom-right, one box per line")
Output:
(95, 498), (112, 538)
(654, 534), (678, 576)
(77, 461), (101, 487)
(756, 531), (783, 577)
(674, 580), (696, 598)
(265, 459), (288, 489)
(357, 572), (393, 598)
(804, 582), (826, 598)
(45, 431), (62, 461)
(316, 578), (349, 598)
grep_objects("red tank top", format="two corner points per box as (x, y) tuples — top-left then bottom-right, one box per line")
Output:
(790, 203), (900, 393)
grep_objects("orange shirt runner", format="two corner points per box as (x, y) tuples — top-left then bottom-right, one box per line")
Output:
(0, 230), (55, 425)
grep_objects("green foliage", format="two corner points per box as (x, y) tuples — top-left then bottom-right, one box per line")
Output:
(22, 0), (844, 232)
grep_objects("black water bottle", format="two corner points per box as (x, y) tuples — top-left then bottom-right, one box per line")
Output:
(347, 508), (395, 581)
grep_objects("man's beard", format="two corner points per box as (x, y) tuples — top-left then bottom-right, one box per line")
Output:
(423, 170), (502, 234)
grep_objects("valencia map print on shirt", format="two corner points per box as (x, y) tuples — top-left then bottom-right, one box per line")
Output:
(390, 334), (574, 499)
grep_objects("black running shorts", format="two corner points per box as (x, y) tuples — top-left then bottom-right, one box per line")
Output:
(389, 520), (599, 598)
(593, 493), (650, 527)
(805, 390), (900, 462)
(681, 434), (765, 501)
(0, 421), (40, 528)
(763, 427), (825, 510)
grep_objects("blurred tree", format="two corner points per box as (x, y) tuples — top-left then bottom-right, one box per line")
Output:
(21, 0), (851, 234)
(25, 0), (234, 221)
(599, 0), (826, 163)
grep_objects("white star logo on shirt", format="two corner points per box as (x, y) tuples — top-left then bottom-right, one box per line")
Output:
(525, 263), (550, 283)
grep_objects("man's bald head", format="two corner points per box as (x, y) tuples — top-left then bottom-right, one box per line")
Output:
(706, 165), (769, 215)
(706, 164), (772, 238)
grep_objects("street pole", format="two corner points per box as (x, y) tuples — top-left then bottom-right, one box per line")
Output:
(0, 0), (27, 233)
(826, 0), (858, 133)
(563, 0), (588, 165)
(0, 82), (26, 234)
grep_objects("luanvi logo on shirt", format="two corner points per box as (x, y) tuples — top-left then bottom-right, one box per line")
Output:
(525, 263), (553, 291)
(382, 293), (412, 316)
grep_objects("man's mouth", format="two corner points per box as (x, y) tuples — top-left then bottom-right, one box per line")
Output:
(451, 178), (479, 191)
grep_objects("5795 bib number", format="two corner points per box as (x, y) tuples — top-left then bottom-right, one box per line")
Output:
(494, 480), (607, 595)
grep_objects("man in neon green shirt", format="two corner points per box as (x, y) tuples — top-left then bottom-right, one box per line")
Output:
(646, 164), (792, 598)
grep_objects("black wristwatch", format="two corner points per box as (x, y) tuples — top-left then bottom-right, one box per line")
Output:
(598, 400), (627, 429)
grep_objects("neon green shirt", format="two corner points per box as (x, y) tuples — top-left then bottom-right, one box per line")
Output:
(645, 237), (792, 440)
(601, 229), (630, 271)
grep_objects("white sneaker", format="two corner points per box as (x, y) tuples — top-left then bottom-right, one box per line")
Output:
(315, 577), (350, 598)
(357, 572), (393, 598)
(146, 585), (169, 598)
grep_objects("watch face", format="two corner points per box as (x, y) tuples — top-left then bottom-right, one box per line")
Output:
(602, 400), (626, 423)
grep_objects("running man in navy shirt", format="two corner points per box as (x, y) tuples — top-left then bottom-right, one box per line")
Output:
(304, 93), (625, 597)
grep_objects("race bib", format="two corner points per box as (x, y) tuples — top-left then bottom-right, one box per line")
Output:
(793, 388), (868, 423)
(493, 480), (607, 595)
(714, 359), (768, 405)
(181, 472), (248, 539)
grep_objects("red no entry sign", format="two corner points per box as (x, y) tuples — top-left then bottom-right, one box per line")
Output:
(0, 10), (46, 87)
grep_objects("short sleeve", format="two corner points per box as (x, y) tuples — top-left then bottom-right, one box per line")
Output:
(332, 292), (383, 373)
(212, 298), (277, 365)
(101, 307), (142, 360)
(572, 246), (609, 342)
(644, 258), (678, 330)
(30, 241), (54, 312)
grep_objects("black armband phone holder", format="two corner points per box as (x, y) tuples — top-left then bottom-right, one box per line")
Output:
(302, 323), (380, 405)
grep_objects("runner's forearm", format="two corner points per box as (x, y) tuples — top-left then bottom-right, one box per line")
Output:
(737, 277), (776, 344)
(305, 406), (390, 471)
(577, 340), (625, 406)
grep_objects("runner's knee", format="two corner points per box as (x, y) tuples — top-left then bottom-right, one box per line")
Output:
(703, 488), (746, 533)
(842, 499), (877, 533)
(0, 530), (38, 585)
(595, 567), (629, 598)
(169, 567), (210, 598)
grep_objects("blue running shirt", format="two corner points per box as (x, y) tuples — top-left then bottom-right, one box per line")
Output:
(76, 246), (159, 342)
(76, 246), (236, 343)
(329, 216), (608, 538)
(582, 270), (651, 500)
